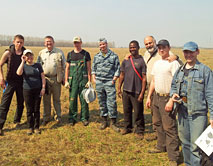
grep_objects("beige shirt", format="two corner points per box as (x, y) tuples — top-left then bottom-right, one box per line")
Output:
(151, 60), (180, 94)
(143, 50), (161, 84)
(37, 47), (66, 77)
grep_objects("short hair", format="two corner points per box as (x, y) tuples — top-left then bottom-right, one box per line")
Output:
(99, 38), (107, 43)
(129, 40), (140, 49)
(14, 34), (24, 41)
(45, 35), (55, 42)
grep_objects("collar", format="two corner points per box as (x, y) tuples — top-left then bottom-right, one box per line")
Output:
(181, 60), (200, 71)
(45, 47), (56, 53)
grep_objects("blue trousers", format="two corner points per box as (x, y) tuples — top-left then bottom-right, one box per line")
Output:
(178, 105), (208, 166)
(95, 79), (117, 118)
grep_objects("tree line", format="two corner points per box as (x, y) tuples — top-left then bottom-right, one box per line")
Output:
(0, 35), (115, 48)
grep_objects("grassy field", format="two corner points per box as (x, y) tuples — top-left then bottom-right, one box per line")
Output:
(0, 46), (212, 166)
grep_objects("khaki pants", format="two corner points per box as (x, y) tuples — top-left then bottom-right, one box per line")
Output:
(43, 76), (62, 122)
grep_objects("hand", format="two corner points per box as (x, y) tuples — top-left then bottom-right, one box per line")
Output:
(165, 98), (173, 112)
(166, 54), (177, 62)
(210, 120), (213, 128)
(21, 55), (27, 62)
(118, 89), (122, 98)
(146, 98), (151, 109)
(171, 93), (180, 102)
(65, 81), (70, 89)
(85, 81), (92, 88)
(40, 89), (45, 97)
(137, 94), (144, 103)
(92, 75), (96, 84)
(124, 54), (131, 60)
(0, 79), (5, 89)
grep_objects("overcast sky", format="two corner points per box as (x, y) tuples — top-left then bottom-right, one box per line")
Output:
(0, 0), (212, 48)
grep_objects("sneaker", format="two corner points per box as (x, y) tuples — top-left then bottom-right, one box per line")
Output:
(0, 129), (4, 136)
(169, 161), (178, 166)
(27, 128), (34, 135)
(82, 120), (89, 126)
(148, 147), (166, 153)
(121, 128), (132, 135)
(34, 129), (41, 135)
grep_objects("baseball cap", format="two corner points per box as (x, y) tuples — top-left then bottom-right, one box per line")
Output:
(182, 41), (198, 52)
(23, 49), (33, 56)
(99, 38), (107, 43)
(157, 39), (170, 47)
(73, 36), (82, 42)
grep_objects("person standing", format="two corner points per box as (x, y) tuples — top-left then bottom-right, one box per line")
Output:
(17, 49), (46, 135)
(118, 40), (146, 139)
(65, 36), (91, 126)
(37, 36), (66, 125)
(167, 42), (213, 166)
(0, 34), (25, 136)
(92, 38), (120, 132)
(146, 40), (180, 166)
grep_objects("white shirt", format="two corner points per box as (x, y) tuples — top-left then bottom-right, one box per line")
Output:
(151, 59), (180, 94)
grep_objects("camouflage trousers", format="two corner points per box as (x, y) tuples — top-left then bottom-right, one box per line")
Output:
(95, 79), (117, 118)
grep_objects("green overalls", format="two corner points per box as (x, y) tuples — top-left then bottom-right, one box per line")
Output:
(68, 56), (89, 123)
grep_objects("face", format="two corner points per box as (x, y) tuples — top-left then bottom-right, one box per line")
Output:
(25, 53), (34, 63)
(183, 50), (199, 64)
(44, 38), (54, 51)
(74, 41), (82, 50)
(13, 38), (24, 51)
(99, 42), (108, 53)
(129, 43), (139, 56)
(144, 37), (156, 53)
(158, 45), (170, 58)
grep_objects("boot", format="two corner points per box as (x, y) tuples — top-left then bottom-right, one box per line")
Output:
(110, 118), (120, 133)
(99, 116), (108, 130)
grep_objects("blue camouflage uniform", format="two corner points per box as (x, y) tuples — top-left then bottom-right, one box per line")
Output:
(92, 49), (120, 118)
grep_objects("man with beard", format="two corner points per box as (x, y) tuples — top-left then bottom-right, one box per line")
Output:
(118, 40), (146, 139)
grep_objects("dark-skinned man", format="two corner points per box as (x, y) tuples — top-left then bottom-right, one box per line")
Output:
(118, 40), (146, 139)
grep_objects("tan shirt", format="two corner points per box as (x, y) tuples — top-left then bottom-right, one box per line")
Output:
(37, 47), (66, 77)
(143, 50), (161, 84)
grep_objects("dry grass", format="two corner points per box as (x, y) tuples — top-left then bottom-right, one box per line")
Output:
(0, 46), (212, 166)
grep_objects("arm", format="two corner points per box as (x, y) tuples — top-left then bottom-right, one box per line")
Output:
(40, 72), (46, 96)
(118, 71), (125, 98)
(91, 56), (96, 83)
(138, 73), (146, 102)
(146, 77), (155, 108)
(0, 51), (10, 88)
(61, 51), (66, 84)
(87, 61), (91, 82)
(64, 62), (70, 88)
(112, 55), (120, 84)
(16, 55), (26, 76)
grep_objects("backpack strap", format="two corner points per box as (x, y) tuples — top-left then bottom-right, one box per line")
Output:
(130, 56), (143, 81)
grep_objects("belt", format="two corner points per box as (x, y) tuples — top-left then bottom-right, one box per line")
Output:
(156, 92), (170, 97)
(181, 96), (187, 103)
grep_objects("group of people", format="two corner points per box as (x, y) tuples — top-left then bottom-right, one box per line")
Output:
(0, 34), (212, 166)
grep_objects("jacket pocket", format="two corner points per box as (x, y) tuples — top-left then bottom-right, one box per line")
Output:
(193, 78), (204, 90)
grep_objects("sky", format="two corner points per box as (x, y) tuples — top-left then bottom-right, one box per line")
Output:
(0, 0), (213, 48)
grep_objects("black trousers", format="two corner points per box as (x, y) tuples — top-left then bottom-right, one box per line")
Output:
(122, 91), (145, 134)
(0, 81), (24, 129)
(23, 88), (41, 129)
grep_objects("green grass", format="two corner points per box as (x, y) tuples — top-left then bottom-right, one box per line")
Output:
(0, 46), (212, 166)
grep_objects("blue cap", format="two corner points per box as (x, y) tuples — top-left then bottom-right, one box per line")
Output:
(183, 41), (198, 52)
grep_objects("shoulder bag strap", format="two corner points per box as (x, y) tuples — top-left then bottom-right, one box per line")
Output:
(130, 56), (143, 81)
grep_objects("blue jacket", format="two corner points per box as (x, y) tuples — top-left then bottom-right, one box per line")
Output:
(92, 49), (120, 81)
(170, 61), (213, 120)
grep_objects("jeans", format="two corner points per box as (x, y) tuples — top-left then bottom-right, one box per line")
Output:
(23, 88), (41, 129)
(0, 81), (24, 129)
(122, 91), (144, 134)
(177, 105), (208, 166)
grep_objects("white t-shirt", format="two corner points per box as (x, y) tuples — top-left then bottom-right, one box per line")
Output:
(151, 59), (180, 94)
